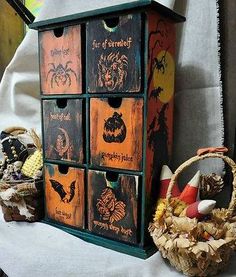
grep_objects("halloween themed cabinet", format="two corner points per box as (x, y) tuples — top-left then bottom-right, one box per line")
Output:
(31, 1), (185, 258)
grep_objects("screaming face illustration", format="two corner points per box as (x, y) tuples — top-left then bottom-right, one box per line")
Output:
(97, 52), (128, 91)
(96, 188), (126, 223)
(103, 112), (127, 143)
(46, 61), (77, 88)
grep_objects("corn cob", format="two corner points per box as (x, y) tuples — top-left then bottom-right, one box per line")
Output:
(21, 129), (43, 178)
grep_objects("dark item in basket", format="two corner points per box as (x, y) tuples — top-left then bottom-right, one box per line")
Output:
(0, 131), (28, 164)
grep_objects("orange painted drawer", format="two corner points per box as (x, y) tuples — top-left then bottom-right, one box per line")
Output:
(87, 14), (141, 93)
(88, 170), (140, 244)
(45, 164), (84, 228)
(42, 99), (84, 163)
(90, 98), (143, 170)
(39, 25), (82, 95)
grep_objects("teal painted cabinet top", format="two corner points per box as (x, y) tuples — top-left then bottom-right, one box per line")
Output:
(30, 0), (185, 30)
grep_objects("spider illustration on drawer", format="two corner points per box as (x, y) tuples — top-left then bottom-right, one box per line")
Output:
(46, 61), (77, 88)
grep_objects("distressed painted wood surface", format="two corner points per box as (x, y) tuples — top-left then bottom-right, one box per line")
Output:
(43, 99), (83, 163)
(145, 11), (176, 223)
(90, 98), (143, 170)
(87, 13), (141, 93)
(88, 170), (139, 244)
(36, 6), (182, 257)
(45, 164), (84, 228)
(39, 25), (82, 94)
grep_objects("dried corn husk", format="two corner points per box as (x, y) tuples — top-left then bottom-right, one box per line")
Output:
(21, 129), (43, 178)
(211, 208), (230, 223)
(0, 179), (39, 220)
(150, 150), (236, 276)
(150, 215), (236, 276)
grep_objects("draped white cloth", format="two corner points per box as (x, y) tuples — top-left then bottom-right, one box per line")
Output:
(0, 1), (230, 276)
(0, 0), (224, 174)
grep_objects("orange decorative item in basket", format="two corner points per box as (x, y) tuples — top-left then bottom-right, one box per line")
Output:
(149, 148), (236, 276)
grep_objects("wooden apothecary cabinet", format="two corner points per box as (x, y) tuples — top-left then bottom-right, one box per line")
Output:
(30, 1), (185, 258)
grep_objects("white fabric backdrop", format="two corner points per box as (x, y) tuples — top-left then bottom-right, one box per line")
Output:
(0, 0), (224, 174)
(0, 0), (230, 276)
(173, 0), (224, 178)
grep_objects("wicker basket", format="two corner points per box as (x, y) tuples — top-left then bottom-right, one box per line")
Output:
(0, 178), (44, 222)
(0, 127), (44, 222)
(149, 150), (236, 276)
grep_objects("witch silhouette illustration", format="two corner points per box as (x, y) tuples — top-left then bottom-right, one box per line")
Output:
(147, 103), (169, 212)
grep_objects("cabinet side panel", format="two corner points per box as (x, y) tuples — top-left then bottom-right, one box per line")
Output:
(145, 11), (176, 217)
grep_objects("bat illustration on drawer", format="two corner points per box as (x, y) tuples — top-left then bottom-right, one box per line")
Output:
(45, 164), (84, 228)
(49, 179), (76, 203)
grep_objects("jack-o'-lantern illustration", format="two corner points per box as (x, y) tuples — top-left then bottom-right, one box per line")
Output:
(96, 188), (126, 223)
(103, 112), (127, 143)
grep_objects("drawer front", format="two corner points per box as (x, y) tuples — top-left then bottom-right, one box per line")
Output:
(90, 98), (143, 170)
(39, 25), (82, 95)
(45, 164), (84, 228)
(88, 170), (140, 244)
(43, 99), (83, 163)
(87, 13), (142, 93)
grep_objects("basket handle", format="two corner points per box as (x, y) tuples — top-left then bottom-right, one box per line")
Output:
(166, 147), (236, 218)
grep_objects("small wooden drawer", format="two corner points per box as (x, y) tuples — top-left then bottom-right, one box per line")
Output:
(45, 164), (85, 228)
(88, 170), (140, 244)
(90, 97), (143, 170)
(87, 14), (141, 93)
(42, 98), (83, 163)
(39, 25), (82, 95)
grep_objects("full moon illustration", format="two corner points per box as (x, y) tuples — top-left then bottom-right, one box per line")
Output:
(153, 50), (175, 103)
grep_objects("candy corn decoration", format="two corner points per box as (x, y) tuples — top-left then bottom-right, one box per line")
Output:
(181, 200), (216, 219)
(179, 171), (200, 205)
(159, 165), (181, 198)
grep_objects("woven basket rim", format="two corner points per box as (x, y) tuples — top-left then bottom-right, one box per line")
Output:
(150, 148), (236, 276)
(166, 151), (236, 219)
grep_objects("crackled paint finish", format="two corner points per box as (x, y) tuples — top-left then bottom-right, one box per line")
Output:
(90, 98), (143, 170)
(88, 170), (139, 244)
(145, 12), (176, 221)
(43, 99), (84, 163)
(39, 25), (82, 94)
(45, 164), (84, 227)
(87, 14), (141, 93)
